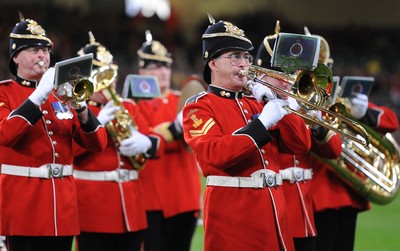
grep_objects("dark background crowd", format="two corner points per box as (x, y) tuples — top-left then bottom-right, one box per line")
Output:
(1, 2), (400, 140)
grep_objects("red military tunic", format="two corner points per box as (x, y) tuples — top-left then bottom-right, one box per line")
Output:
(311, 103), (399, 212)
(73, 99), (164, 233)
(138, 90), (201, 218)
(183, 85), (311, 251)
(0, 78), (107, 236)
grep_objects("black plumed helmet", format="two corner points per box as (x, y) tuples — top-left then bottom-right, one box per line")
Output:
(137, 30), (173, 68)
(9, 12), (53, 76)
(202, 13), (253, 84)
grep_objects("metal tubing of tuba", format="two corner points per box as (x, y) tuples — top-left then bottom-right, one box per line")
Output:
(239, 64), (370, 147)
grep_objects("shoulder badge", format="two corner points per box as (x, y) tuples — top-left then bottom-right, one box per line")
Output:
(185, 91), (207, 105)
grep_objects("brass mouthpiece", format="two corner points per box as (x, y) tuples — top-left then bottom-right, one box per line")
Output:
(38, 61), (46, 67)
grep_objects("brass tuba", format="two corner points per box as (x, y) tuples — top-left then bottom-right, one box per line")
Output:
(314, 99), (400, 205)
(239, 64), (370, 147)
(91, 65), (147, 170)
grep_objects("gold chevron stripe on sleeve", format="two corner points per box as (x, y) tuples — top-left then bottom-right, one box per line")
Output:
(189, 118), (215, 137)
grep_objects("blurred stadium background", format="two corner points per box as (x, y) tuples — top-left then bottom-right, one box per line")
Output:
(1, 0), (400, 250)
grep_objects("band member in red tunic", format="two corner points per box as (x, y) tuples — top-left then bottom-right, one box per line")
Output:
(254, 25), (343, 251)
(0, 16), (107, 251)
(135, 31), (201, 251)
(305, 29), (400, 251)
(182, 15), (311, 251)
(311, 95), (399, 251)
(72, 33), (165, 251)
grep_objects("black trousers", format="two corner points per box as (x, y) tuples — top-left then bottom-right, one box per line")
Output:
(314, 207), (358, 251)
(294, 236), (317, 251)
(143, 210), (199, 251)
(6, 236), (73, 251)
(77, 231), (144, 251)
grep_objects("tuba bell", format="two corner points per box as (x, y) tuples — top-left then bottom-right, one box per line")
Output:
(313, 97), (400, 205)
(91, 65), (147, 170)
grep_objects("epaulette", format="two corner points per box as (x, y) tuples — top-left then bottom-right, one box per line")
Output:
(185, 91), (207, 105)
(122, 98), (137, 106)
(0, 79), (13, 86)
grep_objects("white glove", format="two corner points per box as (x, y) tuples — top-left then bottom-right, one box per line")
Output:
(288, 97), (301, 111)
(173, 110), (183, 134)
(119, 129), (152, 157)
(250, 81), (276, 102)
(29, 67), (55, 105)
(70, 100), (87, 111)
(258, 99), (289, 129)
(349, 93), (368, 119)
(97, 100), (120, 125)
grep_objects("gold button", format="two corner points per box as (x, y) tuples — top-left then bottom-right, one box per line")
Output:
(48, 131), (53, 135)
(52, 141), (57, 145)
(45, 120), (51, 124)
(261, 149), (265, 154)
(42, 110), (48, 115)
(264, 160), (269, 165)
(55, 153), (59, 158)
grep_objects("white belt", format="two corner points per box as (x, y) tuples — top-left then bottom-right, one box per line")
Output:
(73, 169), (138, 182)
(1, 164), (73, 179)
(206, 169), (282, 188)
(280, 167), (312, 182)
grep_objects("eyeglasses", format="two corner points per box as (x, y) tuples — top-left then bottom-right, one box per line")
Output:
(26, 47), (51, 55)
(219, 53), (253, 66)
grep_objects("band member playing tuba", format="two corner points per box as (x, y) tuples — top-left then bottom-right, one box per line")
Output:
(307, 29), (400, 251)
(72, 32), (165, 251)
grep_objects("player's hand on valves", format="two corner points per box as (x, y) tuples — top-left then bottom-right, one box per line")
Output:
(119, 128), (152, 157)
(97, 100), (120, 125)
(258, 99), (289, 129)
(29, 67), (55, 105)
(350, 93), (368, 119)
(250, 81), (276, 102)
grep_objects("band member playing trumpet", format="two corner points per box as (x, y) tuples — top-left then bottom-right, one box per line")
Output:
(254, 25), (343, 251)
(182, 15), (312, 251)
(72, 33), (165, 251)
(0, 15), (107, 251)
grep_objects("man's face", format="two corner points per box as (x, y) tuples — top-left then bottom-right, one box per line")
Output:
(209, 50), (252, 91)
(13, 46), (51, 81)
(139, 62), (171, 95)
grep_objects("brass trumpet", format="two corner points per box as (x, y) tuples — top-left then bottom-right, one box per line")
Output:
(239, 63), (370, 147)
(54, 75), (94, 104)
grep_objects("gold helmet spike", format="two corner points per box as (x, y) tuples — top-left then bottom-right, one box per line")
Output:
(274, 20), (281, 34)
(207, 12), (216, 25)
(18, 11), (25, 22)
(88, 31), (97, 45)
